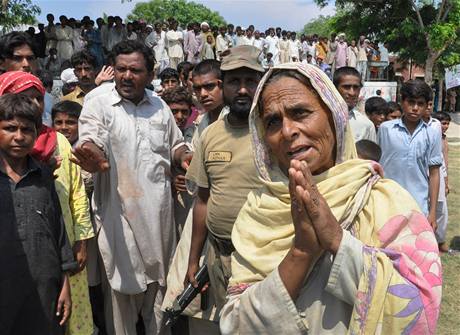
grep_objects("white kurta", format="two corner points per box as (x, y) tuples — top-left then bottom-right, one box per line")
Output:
(265, 36), (280, 64)
(78, 87), (184, 294)
(166, 30), (184, 59)
(55, 25), (74, 61)
(288, 39), (301, 60)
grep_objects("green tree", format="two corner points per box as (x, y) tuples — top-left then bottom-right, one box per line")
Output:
(314, 0), (460, 84)
(127, 0), (226, 27)
(300, 14), (336, 37)
(0, 0), (40, 32)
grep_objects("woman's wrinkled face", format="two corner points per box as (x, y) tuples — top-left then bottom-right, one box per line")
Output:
(261, 76), (336, 175)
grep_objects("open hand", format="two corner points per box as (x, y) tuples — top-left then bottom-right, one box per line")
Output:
(95, 65), (114, 86)
(71, 142), (109, 173)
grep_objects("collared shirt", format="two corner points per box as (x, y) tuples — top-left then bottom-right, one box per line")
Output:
(79, 86), (184, 294)
(378, 118), (443, 214)
(62, 85), (86, 105)
(348, 108), (377, 143)
(0, 157), (75, 282)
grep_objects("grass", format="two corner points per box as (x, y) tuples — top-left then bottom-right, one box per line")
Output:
(437, 143), (460, 335)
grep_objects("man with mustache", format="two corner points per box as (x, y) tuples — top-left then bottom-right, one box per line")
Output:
(184, 45), (264, 332)
(72, 40), (191, 334)
(62, 50), (98, 105)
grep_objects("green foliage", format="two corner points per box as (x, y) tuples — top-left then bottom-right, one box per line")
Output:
(313, 0), (460, 75)
(0, 0), (40, 32)
(127, 0), (226, 27)
(300, 15), (335, 37)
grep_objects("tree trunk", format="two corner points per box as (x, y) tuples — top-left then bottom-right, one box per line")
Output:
(424, 51), (436, 85)
(437, 78), (443, 112)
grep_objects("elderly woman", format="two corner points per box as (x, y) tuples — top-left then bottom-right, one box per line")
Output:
(220, 63), (441, 334)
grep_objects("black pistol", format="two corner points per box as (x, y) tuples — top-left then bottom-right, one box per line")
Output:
(165, 264), (209, 327)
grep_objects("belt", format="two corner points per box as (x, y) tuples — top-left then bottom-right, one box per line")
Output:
(208, 233), (234, 256)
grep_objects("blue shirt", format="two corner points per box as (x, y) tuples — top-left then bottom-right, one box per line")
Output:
(378, 118), (443, 215)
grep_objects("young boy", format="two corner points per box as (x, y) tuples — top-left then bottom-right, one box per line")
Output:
(52, 100), (82, 146)
(433, 111), (452, 252)
(378, 80), (443, 229)
(365, 96), (388, 130)
(0, 93), (75, 334)
(161, 86), (193, 134)
(262, 52), (275, 70)
(386, 101), (402, 120)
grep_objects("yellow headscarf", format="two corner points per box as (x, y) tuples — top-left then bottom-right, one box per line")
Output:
(229, 63), (442, 334)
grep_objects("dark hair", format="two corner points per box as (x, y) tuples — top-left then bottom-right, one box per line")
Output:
(387, 101), (402, 114)
(365, 97), (388, 116)
(71, 50), (97, 69)
(177, 61), (194, 81)
(177, 61), (192, 75)
(356, 139), (382, 162)
(0, 93), (42, 131)
(161, 86), (193, 107)
(432, 111), (451, 122)
(112, 40), (155, 72)
(192, 59), (221, 79)
(159, 67), (179, 83)
(0, 31), (36, 59)
(51, 100), (82, 121)
(36, 69), (53, 89)
(333, 66), (361, 87)
(400, 79), (432, 103)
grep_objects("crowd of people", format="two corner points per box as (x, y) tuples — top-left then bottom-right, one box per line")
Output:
(11, 14), (390, 82)
(0, 12), (451, 335)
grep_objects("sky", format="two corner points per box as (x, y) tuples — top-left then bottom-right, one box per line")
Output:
(34, 0), (335, 31)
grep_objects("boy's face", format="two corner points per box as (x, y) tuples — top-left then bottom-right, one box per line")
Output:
(0, 117), (37, 161)
(168, 102), (191, 130)
(162, 77), (179, 91)
(401, 97), (427, 124)
(53, 112), (79, 145)
(386, 109), (402, 120)
(441, 120), (450, 135)
(368, 112), (386, 129)
(336, 75), (361, 110)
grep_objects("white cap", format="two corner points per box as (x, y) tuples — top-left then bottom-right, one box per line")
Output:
(60, 68), (78, 84)
(200, 22), (209, 28)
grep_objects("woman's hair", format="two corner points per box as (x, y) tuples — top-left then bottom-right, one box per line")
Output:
(161, 86), (193, 107)
(0, 93), (42, 131)
(400, 79), (432, 103)
(51, 100), (82, 121)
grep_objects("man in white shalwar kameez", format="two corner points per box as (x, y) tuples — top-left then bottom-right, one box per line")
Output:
(73, 40), (191, 335)
(145, 23), (170, 74)
(56, 15), (74, 62)
(166, 20), (184, 69)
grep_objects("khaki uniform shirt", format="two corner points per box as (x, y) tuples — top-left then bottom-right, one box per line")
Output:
(185, 115), (262, 239)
